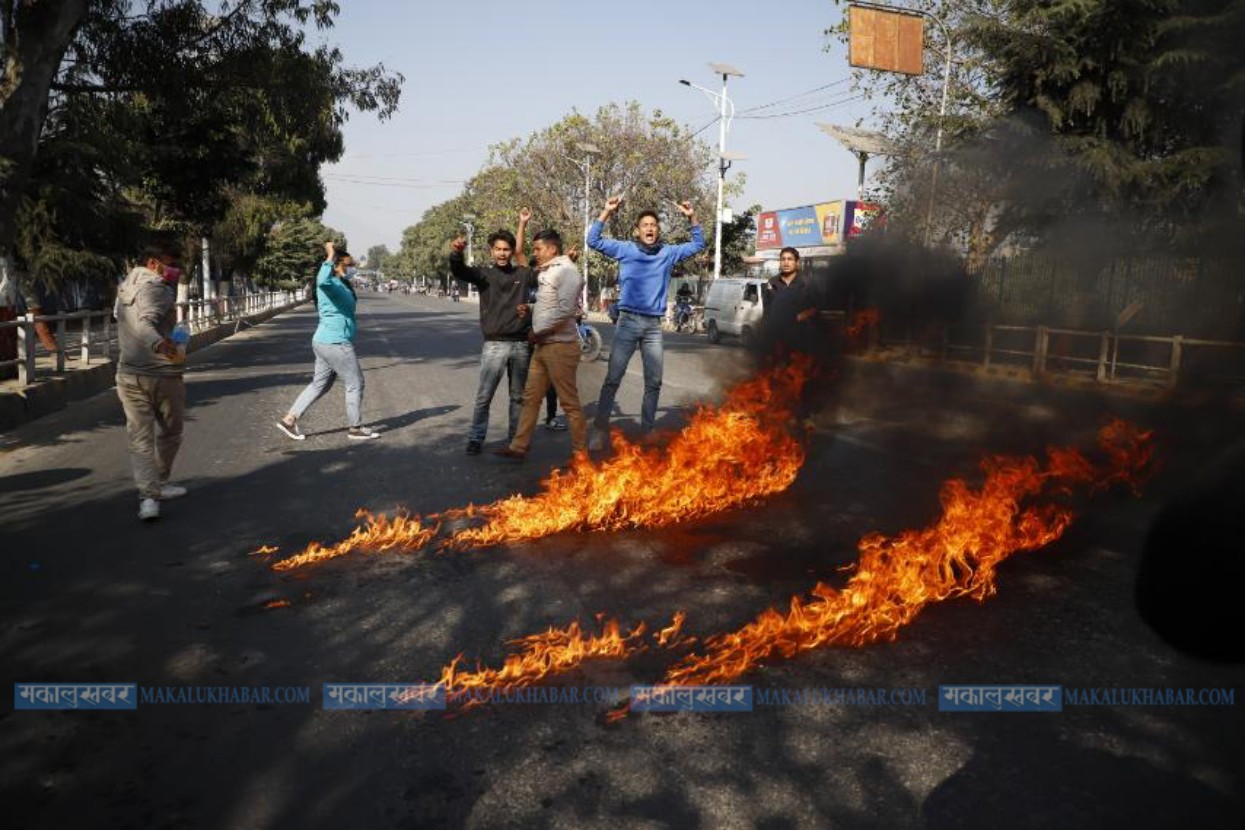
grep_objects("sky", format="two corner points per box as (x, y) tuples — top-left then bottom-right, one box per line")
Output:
(316, 1), (881, 254)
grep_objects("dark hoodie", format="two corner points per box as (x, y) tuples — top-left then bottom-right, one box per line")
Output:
(448, 250), (535, 341)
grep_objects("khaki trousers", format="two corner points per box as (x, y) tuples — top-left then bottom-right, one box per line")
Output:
(510, 341), (586, 454)
(117, 373), (185, 499)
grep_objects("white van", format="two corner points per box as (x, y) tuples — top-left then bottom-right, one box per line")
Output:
(703, 277), (768, 344)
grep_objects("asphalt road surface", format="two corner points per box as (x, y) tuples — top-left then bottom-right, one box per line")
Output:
(3, 292), (1243, 829)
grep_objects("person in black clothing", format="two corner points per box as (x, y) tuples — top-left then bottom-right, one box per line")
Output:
(449, 208), (537, 454)
(762, 246), (818, 357)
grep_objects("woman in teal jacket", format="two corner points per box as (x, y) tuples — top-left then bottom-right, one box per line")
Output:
(277, 241), (378, 440)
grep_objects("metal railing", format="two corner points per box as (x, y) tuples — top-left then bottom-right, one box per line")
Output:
(875, 322), (1245, 390)
(0, 289), (308, 387)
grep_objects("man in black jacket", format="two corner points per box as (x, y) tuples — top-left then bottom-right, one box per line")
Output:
(761, 246), (818, 356)
(449, 208), (536, 454)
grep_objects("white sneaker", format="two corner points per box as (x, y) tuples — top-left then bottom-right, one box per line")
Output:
(587, 427), (606, 452)
(347, 426), (380, 440)
(276, 417), (305, 440)
(159, 484), (187, 500)
(138, 498), (161, 522)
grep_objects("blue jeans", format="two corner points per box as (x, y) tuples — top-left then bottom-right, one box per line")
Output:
(470, 339), (532, 443)
(290, 341), (364, 427)
(594, 311), (663, 431)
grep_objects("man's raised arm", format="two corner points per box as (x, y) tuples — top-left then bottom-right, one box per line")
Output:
(670, 200), (705, 262)
(448, 238), (486, 287)
(514, 207), (532, 267)
(587, 196), (628, 259)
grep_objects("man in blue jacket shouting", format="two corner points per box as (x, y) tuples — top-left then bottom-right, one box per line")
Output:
(586, 196), (703, 451)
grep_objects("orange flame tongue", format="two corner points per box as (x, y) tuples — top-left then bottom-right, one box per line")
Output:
(845, 307), (880, 343)
(661, 420), (1155, 687)
(268, 358), (814, 569)
(440, 618), (641, 702)
(444, 358), (812, 550)
(270, 509), (439, 572)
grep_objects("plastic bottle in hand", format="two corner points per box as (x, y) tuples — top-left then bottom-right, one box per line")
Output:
(170, 322), (190, 364)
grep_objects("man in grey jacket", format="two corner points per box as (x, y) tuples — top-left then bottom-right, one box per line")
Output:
(114, 245), (187, 521)
(496, 229), (586, 460)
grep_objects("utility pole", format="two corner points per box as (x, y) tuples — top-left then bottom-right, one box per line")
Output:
(681, 62), (744, 279)
(562, 142), (600, 308)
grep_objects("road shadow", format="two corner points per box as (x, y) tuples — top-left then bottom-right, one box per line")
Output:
(4, 322), (1245, 828)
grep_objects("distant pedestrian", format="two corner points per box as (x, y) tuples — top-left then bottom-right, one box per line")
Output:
(277, 241), (379, 441)
(495, 229), (586, 460)
(449, 208), (537, 454)
(114, 243), (189, 522)
(586, 197), (703, 450)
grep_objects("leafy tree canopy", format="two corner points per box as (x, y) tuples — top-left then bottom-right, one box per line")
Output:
(2, 0), (402, 294)
(835, 0), (1245, 256)
(395, 102), (742, 295)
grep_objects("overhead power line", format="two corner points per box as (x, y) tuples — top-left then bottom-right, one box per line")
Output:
(735, 95), (866, 120)
(736, 79), (851, 114)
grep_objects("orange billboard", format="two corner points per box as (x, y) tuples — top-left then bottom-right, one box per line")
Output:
(849, 6), (924, 76)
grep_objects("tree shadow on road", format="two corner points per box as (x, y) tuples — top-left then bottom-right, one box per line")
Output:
(5, 367), (1245, 829)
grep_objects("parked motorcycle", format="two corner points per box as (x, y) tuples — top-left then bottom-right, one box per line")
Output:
(673, 297), (695, 333)
(577, 316), (602, 362)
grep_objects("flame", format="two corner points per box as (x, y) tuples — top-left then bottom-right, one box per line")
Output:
(439, 618), (645, 706)
(656, 610), (694, 648)
(436, 613), (692, 708)
(443, 358), (812, 550)
(269, 359), (813, 568)
(659, 420), (1154, 687)
(1096, 418), (1156, 492)
(845, 307), (880, 342)
(270, 509), (439, 572)
(250, 545), (280, 556)
(262, 599), (291, 610)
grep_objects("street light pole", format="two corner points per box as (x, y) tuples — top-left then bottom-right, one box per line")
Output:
(584, 152), (591, 299)
(460, 217), (475, 266)
(560, 142), (599, 308)
(681, 62), (743, 280)
(460, 215), (475, 299)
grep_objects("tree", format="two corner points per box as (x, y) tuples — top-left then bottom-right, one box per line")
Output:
(397, 102), (738, 297)
(720, 204), (761, 276)
(392, 194), (474, 291)
(0, 0), (91, 269)
(365, 244), (391, 273)
(831, 0), (1012, 257)
(212, 191), (311, 280)
(836, 0), (1245, 256)
(1, 0), (402, 284)
(968, 0), (1245, 250)
(253, 215), (345, 290)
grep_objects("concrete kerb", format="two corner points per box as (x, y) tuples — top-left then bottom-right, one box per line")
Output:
(0, 301), (306, 433)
